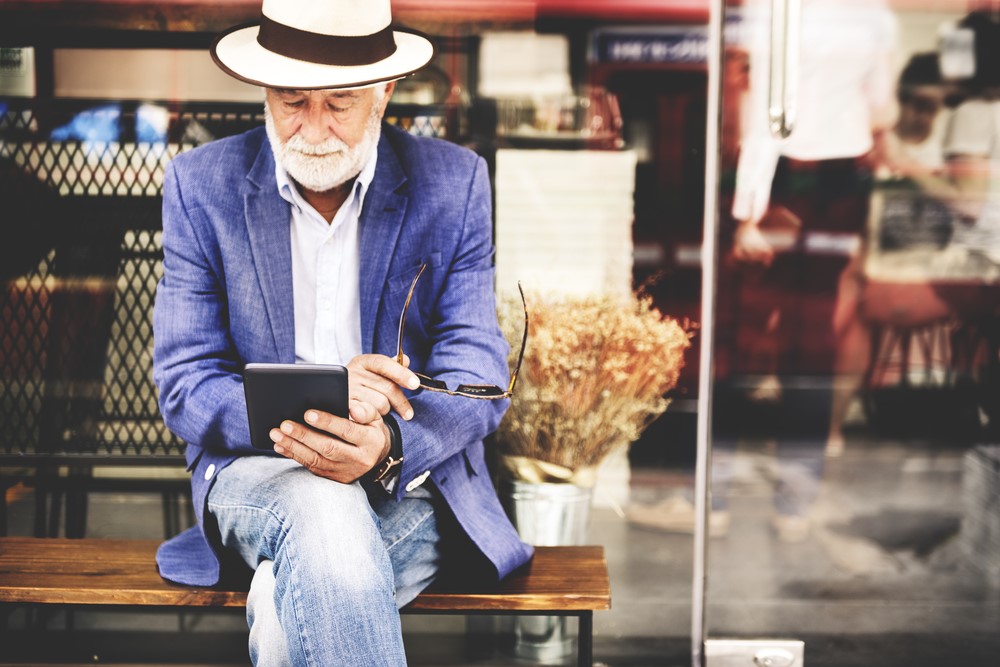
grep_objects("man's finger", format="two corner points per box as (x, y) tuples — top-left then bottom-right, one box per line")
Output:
(351, 385), (392, 415)
(271, 427), (331, 472)
(302, 410), (373, 450)
(288, 418), (356, 459)
(348, 399), (379, 425)
(356, 354), (420, 390)
(352, 376), (413, 420)
(348, 354), (417, 420)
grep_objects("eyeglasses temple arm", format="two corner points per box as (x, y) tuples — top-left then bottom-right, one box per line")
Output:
(395, 263), (427, 365)
(507, 282), (528, 394)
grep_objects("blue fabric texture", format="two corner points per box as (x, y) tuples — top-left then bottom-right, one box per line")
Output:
(153, 123), (533, 586)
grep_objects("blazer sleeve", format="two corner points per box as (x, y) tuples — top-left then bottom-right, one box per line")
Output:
(391, 156), (511, 496)
(153, 160), (256, 454)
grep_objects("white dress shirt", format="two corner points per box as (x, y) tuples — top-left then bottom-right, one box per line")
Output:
(276, 150), (378, 366)
(277, 151), (407, 492)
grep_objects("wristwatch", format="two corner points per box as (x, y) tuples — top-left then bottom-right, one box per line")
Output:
(371, 413), (404, 483)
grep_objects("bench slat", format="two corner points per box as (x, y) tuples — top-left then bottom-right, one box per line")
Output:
(0, 538), (246, 607)
(409, 545), (610, 612)
(0, 538), (610, 613)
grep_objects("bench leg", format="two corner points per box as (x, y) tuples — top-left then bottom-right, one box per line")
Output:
(47, 489), (63, 538)
(33, 478), (49, 537)
(578, 611), (593, 667)
(65, 486), (88, 539)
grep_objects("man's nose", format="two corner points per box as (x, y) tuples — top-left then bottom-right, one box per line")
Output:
(299, 107), (332, 145)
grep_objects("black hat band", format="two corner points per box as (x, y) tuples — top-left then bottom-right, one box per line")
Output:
(257, 14), (397, 67)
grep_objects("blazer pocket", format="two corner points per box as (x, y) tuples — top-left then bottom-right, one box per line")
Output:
(387, 251), (443, 292)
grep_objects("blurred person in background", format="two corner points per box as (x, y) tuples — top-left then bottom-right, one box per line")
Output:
(882, 53), (950, 182)
(826, 52), (953, 455)
(722, 0), (898, 540)
(628, 0), (897, 541)
(935, 8), (1000, 434)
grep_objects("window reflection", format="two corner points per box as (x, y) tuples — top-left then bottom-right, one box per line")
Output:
(1, 1), (999, 664)
(707, 0), (1000, 651)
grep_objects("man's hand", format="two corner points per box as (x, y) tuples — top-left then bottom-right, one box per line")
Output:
(270, 353), (418, 482)
(347, 353), (420, 421)
(731, 218), (776, 266)
(270, 401), (392, 483)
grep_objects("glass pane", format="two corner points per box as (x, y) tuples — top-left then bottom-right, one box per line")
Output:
(709, 0), (1000, 662)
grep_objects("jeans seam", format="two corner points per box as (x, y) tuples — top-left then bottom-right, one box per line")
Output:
(281, 522), (314, 667)
(210, 501), (314, 664)
(385, 505), (434, 553)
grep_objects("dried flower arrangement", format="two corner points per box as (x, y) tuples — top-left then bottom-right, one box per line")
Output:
(496, 289), (693, 485)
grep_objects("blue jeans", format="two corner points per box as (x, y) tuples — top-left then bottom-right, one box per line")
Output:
(208, 456), (442, 667)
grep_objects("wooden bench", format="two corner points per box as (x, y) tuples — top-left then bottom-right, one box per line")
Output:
(0, 538), (610, 666)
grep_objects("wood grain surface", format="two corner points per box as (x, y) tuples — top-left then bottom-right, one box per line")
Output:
(0, 538), (610, 612)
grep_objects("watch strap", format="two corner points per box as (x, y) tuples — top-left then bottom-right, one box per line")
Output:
(371, 413), (403, 482)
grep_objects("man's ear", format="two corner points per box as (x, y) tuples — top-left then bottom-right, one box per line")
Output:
(377, 81), (396, 117)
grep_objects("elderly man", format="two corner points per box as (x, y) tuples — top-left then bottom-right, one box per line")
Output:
(152, 1), (532, 664)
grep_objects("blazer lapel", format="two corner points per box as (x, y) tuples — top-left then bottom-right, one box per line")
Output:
(243, 143), (296, 363)
(359, 131), (408, 353)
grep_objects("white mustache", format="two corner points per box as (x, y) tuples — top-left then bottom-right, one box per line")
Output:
(283, 135), (348, 157)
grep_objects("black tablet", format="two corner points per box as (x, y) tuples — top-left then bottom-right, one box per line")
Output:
(243, 363), (350, 450)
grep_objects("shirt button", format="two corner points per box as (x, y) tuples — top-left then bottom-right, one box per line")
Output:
(406, 470), (431, 493)
(204, 463), (216, 481)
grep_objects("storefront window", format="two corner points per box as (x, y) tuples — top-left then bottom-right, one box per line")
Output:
(2, 1), (999, 664)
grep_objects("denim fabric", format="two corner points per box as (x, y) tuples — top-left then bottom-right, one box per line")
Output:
(208, 455), (441, 667)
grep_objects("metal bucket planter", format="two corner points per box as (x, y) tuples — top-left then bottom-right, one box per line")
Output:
(500, 479), (593, 664)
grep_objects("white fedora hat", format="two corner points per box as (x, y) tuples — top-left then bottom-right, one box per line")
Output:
(212, 0), (435, 90)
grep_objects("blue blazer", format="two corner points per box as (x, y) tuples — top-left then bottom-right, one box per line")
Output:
(153, 124), (533, 587)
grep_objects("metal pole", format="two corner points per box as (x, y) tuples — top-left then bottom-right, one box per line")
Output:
(691, 0), (726, 665)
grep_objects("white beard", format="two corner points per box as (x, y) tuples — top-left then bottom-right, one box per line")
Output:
(264, 103), (381, 193)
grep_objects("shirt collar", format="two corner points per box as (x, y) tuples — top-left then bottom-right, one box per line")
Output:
(274, 145), (379, 217)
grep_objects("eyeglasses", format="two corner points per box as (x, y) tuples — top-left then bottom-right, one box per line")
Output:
(395, 263), (527, 400)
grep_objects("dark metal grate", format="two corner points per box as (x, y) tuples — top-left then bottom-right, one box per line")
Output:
(0, 98), (446, 463)
(99, 226), (178, 457)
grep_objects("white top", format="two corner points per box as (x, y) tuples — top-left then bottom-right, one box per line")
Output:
(877, 109), (950, 180)
(732, 0), (897, 222)
(895, 111), (950, 172)
(276, 150), (377, 366)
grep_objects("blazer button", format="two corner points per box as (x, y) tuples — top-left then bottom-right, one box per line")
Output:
(204, 463), (216, 481)
(405, 470), (430, 493)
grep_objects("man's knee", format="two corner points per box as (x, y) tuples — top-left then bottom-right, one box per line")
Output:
(268, 474), (391, 593)
(273, 469), (370, 516)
